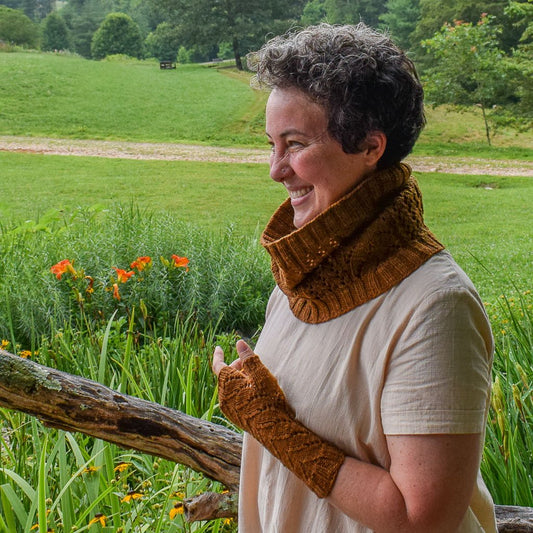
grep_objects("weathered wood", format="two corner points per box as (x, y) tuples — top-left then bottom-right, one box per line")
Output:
(496, 506), (533, 532)
(0, 349), (241, 490)
(183, 491), (238, 522)
(1, 349), (533, 529)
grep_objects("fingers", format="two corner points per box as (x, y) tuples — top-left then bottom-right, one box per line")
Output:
(236, 339), (255, 362)
(212, 346), (226, 377)
(213, 340), (255, 377)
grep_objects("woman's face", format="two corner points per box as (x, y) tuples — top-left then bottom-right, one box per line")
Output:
(266, 87), (382, 229)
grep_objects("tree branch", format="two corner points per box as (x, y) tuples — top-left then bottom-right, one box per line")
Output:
(0, 349), (241, 491)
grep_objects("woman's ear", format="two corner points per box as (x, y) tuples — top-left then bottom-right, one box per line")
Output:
(363, 131), (387, 167)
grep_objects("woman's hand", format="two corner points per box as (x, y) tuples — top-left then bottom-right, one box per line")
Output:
(212, 340), (346, 498)
(212, 339), (254, 377)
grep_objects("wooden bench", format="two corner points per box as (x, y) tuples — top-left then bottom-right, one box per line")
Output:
(159, 60), (176, 70)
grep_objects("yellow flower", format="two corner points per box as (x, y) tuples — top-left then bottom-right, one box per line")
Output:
(169, 491), (185, 499)
(223, 517), (233, 525)
(114, 462), (132, 473)
(81, 466), (101, 475)
(1, 339), (9, 349)
(169, 502), (184, 519)
(121, 491), (143, 503)
(19, 350), (32, 359)
(88, 514), (107, 527)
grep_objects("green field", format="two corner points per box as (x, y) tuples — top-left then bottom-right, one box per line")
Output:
(1, 150), (531, 304)
(1, 51), (532, 155)
(0, 53), (266, 145)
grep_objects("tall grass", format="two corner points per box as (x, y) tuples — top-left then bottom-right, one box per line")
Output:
(0, 316), (239, 532)
(0, 205), (273, 347)
(482, 292), (533, 505)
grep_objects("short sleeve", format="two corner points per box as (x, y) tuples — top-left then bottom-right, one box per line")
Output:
(381, 288), (493, 435)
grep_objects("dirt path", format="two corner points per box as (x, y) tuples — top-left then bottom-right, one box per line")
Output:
(1, 135), (531, 177)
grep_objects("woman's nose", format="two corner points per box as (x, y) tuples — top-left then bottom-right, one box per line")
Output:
(270, 152), (293, 182)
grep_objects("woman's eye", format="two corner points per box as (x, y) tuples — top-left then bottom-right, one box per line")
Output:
(287, 141), (304, 150)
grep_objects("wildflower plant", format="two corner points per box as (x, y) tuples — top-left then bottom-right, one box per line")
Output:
(49, 253), (192, 336)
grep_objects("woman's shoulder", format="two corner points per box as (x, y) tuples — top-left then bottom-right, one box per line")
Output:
(396, 249), (481, 302)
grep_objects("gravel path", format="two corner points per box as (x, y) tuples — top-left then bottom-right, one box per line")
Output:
(1, 135), (531, 177)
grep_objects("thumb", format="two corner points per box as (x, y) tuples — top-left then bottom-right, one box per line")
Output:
(236, 339), (255, 362)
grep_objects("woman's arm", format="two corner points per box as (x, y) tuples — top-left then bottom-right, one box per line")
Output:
(329, 433), (482, 533)
(213, 341), (483, 532)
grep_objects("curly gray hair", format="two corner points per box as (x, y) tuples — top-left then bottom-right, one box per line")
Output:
(248, 23), (425, 168)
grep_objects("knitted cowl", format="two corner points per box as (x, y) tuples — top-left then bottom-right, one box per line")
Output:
(260, 163), (444, 324)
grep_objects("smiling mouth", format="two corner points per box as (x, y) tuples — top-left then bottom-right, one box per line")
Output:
(288, 187), (313, 200)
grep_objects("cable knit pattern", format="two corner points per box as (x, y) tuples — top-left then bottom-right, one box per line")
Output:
(218, 355), (346, 498)
(261, 163), (444, 323)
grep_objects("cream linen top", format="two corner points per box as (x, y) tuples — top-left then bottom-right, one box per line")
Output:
(239, 251), (496, 532)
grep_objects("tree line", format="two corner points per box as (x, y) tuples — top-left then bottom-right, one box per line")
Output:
(0, 0), (531, 136)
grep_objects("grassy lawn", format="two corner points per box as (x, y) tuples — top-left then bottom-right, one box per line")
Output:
(1, 150), (531, 304)
(0, 54), (265, 145)
(1, 52), (532, 157)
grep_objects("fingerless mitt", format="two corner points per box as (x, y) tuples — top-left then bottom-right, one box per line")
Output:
(218, 355), (345, 498)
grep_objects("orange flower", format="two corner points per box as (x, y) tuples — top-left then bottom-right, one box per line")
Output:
(88, 514), (107, 527)
(112, 283), (121, 301)
(113, 267), (135, 283)
(130, 256), (152, 271)
(19, 350), (32, 359)
(171, 255), (189, 270)
(50, 259), (75, 280)
(85, 275), (94, 294)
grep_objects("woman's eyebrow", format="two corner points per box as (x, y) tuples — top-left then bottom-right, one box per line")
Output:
(265, 128), (309, 138)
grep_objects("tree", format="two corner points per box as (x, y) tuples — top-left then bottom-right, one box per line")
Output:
(61, 0), (117, 58)
(300, 0), (327, 25)
(145, 21), (181, 61)
(153, 0), (305, 70)
(41, 11), (71, 51)
(411, 0), (523, 61)
(379, 0), (420, 50)
(91, 11), (143, 59)
(323, 0), (388, 27)
(0, 5), (39, 47)
(422, 14), (525, 145)
(1, 0), (54, 20)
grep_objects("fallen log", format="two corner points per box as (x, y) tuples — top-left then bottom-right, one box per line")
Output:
(496, 506), (533, 533)
(0, 349), (532, 531)
(0, 349), (241, 496)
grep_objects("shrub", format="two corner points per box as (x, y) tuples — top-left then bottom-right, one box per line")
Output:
(145, 22), (181, 62)
(91, 12), (143, 60)
(41, 11), (70, 51)
(0, 5), (39, 48)
(0, 206), (273, 345)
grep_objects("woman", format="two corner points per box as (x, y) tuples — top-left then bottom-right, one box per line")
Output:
(212, 23), (496, 532)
